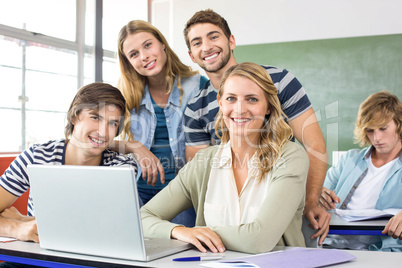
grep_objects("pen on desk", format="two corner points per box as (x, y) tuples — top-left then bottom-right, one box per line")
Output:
(172, 256), (223, 262)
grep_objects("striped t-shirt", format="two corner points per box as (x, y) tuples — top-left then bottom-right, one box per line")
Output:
(183, 65), (312, 146)
(0, 139), (137, 216)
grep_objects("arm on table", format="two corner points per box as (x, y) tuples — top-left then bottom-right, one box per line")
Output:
(171, 226), (225, 253)
(289, 107), (330, 245)
(142, 149), (225, 253)
(143, 145), (308, 254)
(0, 187), (38, 242)
(109, 140), (165, 186)
(382, 211), (402, 240)
(143, 194), (225, 254)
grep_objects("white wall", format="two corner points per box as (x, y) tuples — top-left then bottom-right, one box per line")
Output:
(151, 0), (402, 72)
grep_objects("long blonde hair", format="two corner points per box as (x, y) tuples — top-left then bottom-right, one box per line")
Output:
(215, 62), (293, 181)
(117, 20), (198, 140)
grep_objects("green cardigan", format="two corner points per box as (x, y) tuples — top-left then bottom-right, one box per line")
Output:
(141, 141), (309, 254)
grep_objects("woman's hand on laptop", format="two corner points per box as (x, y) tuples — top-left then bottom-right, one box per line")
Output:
(171, 226), (225, 253)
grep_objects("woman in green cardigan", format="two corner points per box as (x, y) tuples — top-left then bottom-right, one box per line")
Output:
(141, 62), (309, 254)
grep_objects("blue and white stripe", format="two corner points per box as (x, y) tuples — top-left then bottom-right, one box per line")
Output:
(0, 139), (137, 216)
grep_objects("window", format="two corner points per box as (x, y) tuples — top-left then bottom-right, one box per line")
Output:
(0, 0), (147, 152)
(0, 0), (76, 41)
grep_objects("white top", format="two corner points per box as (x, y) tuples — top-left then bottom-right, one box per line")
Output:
(204, 142), (270, 227)
(347, 155), (398, 210)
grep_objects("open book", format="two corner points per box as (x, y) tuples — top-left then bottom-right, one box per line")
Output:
(335, 208), (401, 222)
(200, 247), (356, 268)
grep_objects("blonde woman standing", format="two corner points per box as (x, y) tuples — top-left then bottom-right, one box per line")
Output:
(115, 20), (207, 226)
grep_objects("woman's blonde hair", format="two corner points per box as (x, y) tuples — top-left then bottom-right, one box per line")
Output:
(215, 62), (293, 181)
(117, 20), (198, 140)
(354, 90), (402, 146)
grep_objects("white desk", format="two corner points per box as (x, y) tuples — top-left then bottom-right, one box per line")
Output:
(0, 241), (246, 268)
(1, 241), (401, 267)
(329, 211), (389, 226)
(302, 211), (389, 248)
(328, 211), (388, 236)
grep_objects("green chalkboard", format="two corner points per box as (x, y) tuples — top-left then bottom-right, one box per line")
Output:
(235, 34), (402, 165)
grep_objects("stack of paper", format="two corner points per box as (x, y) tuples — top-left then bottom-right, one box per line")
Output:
(200, 247), (356, 268)
(335, 208), (401, 222)
(0, 236), (17, 243)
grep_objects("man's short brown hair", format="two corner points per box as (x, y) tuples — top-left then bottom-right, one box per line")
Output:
(183, 9), (231, 49)
(64, 83), (127, 139)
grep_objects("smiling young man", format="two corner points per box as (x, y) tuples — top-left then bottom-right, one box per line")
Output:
(320, 90), (402, 251)
(0, 82), (137, 244)
(182, 9), (330, 244)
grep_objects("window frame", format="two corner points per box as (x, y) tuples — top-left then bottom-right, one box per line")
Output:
(0, 0), (116, 152)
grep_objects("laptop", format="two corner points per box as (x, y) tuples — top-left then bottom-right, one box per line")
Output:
(27, 164), (192, 261)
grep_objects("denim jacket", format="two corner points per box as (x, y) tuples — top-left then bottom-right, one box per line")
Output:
(129, 75), (201, 178)
(324, 146), (402, 251)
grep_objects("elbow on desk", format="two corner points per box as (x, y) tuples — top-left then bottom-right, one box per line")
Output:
(223, 232), (277, 254)
(230, 243), (276, 254)
(249, 245), (276, 254)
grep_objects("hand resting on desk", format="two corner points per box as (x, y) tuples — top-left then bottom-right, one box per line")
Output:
(0, 206), (39, 243)
(171, 226), (226, 253)
(382, 211), (402, 240)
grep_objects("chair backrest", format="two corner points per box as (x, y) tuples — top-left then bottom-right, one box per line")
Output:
(0, 155), (17, 174)
(332, 151), (347, 167)
(0, 154), (29, 215)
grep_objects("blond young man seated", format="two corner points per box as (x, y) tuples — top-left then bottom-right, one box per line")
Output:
(320, 91), (402, 251)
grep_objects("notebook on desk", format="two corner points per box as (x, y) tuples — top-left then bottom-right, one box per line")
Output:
(27, 164), (192, 261)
